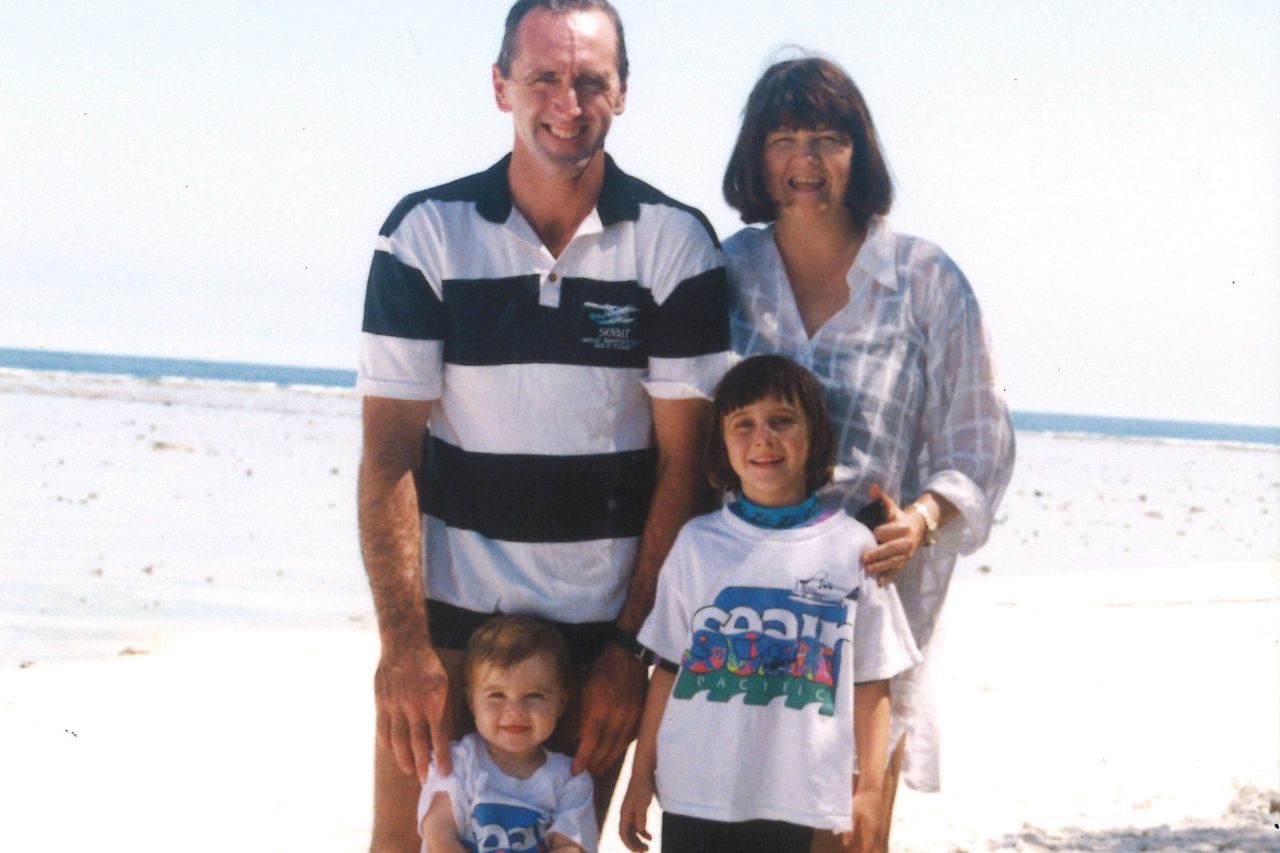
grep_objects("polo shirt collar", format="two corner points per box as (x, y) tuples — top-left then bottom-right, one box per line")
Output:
(596, 154), (639, 226)
(473, 152), (639, 230)
(474, 154), (515, 224)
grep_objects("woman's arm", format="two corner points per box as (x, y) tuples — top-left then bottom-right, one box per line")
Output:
(915, 255), (1016, 554)
(618, 666), (677, 853)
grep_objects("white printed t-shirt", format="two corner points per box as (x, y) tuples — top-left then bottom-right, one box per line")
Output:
(638, 506), (921, 832)
(418, 733), (597, 853)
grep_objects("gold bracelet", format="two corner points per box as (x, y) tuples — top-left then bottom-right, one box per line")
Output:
(908, 501), (938, 547)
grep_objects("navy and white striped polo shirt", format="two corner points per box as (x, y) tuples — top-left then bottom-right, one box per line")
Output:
(358, 154), (731, 623)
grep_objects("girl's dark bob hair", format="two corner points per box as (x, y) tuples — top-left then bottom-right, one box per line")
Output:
(723, 56), (893, 228)
(706, 354), (836, 495)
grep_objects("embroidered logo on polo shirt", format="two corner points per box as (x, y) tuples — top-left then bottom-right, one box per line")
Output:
(580, 301), (641, 352)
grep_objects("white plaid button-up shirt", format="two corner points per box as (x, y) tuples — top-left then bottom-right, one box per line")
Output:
(725, 217), (1015, 791)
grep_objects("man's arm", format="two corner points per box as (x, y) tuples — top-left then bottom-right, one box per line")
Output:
(572, 396), (710, 776)
(358, 395), (453, 779)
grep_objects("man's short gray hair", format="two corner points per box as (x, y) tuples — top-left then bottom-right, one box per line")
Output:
(496, 0), (629, 83)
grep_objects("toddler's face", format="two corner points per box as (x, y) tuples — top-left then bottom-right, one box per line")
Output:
(722, 394), (810, 507)
(468, 652), (566, 762)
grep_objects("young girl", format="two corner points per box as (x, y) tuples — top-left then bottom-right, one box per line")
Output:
(419, 615), (597, 853)
(618, 355), (922, 853)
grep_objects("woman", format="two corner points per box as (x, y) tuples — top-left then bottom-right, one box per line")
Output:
(722, 56), (1015, 851)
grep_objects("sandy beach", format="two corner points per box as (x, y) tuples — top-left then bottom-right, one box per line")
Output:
(2, 369), (1277, 851)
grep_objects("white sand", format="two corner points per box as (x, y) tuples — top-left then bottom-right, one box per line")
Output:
(2, 370), (1277, 852)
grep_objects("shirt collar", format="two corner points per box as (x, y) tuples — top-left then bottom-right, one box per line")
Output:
(473, 152), (638, 230)
(846, 216), (898, 292)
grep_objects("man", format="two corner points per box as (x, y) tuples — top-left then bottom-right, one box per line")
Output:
(356, 1), (730, 848)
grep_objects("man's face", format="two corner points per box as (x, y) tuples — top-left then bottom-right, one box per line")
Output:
(493, 7), (627, 174)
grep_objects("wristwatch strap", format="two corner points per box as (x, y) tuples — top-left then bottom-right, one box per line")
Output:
(608, 625), (654, 665)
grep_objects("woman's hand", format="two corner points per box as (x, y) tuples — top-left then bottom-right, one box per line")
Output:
(860, 484), (927, 587)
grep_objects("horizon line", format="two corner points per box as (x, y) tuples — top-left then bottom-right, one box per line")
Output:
(2, 345), (1277, 434)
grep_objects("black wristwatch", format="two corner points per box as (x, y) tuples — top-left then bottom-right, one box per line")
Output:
(608, 625), (653, 665)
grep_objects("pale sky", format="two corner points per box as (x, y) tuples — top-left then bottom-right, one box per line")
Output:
(3, 0), (1278, 426)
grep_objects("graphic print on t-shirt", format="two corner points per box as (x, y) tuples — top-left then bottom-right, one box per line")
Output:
(466, 801), (548, 853)
(672, 576), (857, 716)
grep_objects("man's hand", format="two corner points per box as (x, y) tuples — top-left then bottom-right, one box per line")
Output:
(571, 643), (646, 776)
(375, 642), (454, 780)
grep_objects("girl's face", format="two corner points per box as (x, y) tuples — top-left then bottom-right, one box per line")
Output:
(467, 652), (566, 767)
(722, 394), (810, 507)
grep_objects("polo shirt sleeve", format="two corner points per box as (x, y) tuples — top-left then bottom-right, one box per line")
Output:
(357, 198), (447, 401)
(634, 205), (732, 401)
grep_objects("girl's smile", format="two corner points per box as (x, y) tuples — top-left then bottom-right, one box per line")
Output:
(723, 394), (811, 507)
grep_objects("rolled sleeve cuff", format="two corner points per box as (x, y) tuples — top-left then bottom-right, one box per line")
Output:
(356, 333), (442, 400)
(921, 469), (991, 555)
(642, 352), (730, 400)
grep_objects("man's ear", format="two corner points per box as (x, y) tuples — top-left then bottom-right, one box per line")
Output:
(613, 79), (627, 116)
(493, 65), (513, 113)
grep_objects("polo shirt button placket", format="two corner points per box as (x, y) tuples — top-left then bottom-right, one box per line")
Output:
(540, 269), (562, 309)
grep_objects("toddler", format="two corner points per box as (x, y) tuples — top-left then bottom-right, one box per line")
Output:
(420, 615), (597, 852)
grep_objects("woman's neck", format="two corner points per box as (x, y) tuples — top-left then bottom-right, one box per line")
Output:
(773, 210), (865, 338)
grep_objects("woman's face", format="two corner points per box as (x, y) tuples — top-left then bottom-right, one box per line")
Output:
(762, 126), (854, 218)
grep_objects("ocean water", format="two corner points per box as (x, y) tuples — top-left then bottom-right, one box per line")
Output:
(0, 346), (354, 389)
(3, 346), (1278, 446)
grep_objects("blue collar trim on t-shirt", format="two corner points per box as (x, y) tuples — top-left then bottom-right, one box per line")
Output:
(729, 492), (827, 529)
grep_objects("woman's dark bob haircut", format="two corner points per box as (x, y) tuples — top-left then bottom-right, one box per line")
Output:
(723, 56), (893, 227)
(706, 355), (836, 495)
